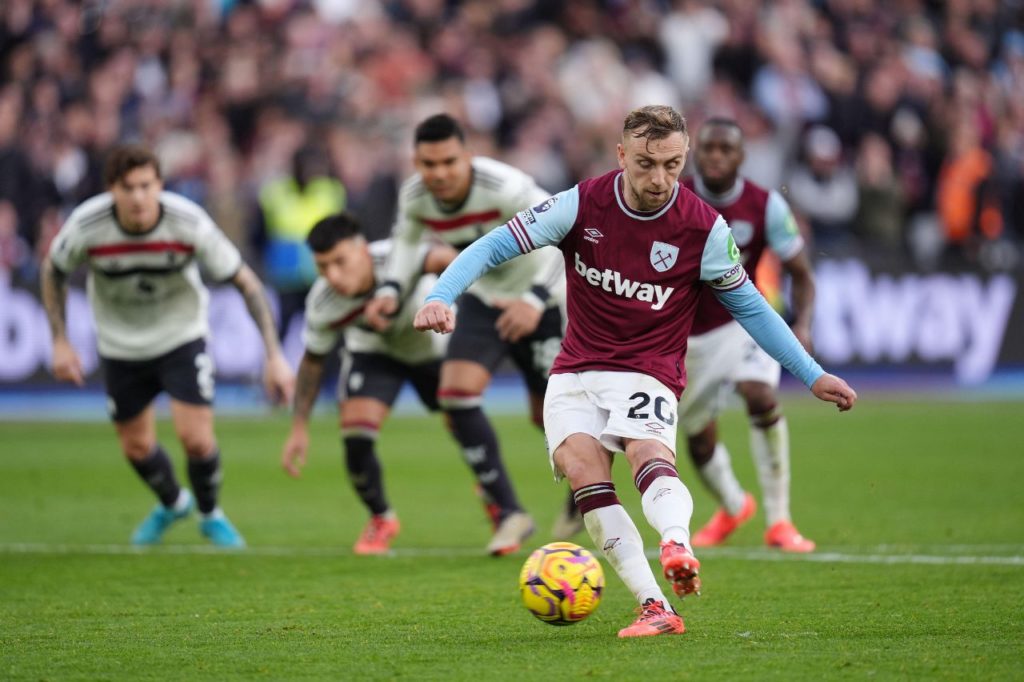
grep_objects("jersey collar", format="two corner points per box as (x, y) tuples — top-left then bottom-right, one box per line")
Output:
(613, 172), (678, 221)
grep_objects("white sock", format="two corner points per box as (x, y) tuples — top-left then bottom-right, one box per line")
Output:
(697, 443), (747, 516)
(640, 476), (694, 551)
(172, 489), (192, 512)
(750, 416), (791, 525)
(583, 504), (667, 606)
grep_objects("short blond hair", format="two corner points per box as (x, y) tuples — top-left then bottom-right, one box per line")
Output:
(622, 105), (688, 142)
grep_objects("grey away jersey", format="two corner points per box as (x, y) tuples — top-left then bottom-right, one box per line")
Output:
(48, 191), (243, 360)
(385, 156), (563, 306)
(303, 240), (446, 364)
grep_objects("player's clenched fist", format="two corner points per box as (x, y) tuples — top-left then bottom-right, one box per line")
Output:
(414, 301), (456, 334)
(810, 373), (858, 412)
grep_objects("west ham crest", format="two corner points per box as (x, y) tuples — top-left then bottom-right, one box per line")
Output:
(650, 241), (679, 272)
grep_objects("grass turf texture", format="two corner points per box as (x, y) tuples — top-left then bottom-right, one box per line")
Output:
(1, 399), (1022, 680)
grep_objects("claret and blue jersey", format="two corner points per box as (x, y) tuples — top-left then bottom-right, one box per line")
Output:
(427, 170), (823, 397)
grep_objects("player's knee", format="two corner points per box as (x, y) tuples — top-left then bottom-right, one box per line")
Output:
(121, 437), (155, 461)
(180, 433), (216, 459)
(740, 382), (777, 416)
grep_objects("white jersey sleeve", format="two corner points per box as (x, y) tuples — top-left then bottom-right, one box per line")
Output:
(49, 194), (112, 273)
(380, 177), (428, 297)
(187, 202), (244, 282)
(700, 216), (749, 291)
(765, 190), (804, 262)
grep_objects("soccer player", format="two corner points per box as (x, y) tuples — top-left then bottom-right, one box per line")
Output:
(682, 118), (818, 552)
(414, 106), (856, 638)
(41, 145), (295, 548)
(363, 114), (564, 555)
(278, 212), (457, 554)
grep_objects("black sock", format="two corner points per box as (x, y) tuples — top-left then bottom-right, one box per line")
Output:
(187, 449), (221, 514)
(447, 407), (522, 516)
(343, 436), (389, 516)
(128, 444), (181, 508)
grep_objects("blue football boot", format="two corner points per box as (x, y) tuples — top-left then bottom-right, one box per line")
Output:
(131, 490), (195, 545)
(199, 510), (247, 549)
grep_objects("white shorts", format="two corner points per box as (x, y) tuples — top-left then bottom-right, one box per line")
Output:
(543, 371), (679, 480)
(678, 321), (781, 436)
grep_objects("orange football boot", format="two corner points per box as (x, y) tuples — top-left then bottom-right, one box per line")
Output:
(617, 599), (685, 638)
(692, 493), (757, 547)
(764, 520), (816, 553)
(659, 540), (702, 598)
(353, 514), (400, 555)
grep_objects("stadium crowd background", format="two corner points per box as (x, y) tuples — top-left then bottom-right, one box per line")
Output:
(1, 0), (1023, 292)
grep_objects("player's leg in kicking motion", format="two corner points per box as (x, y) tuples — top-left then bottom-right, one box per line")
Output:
(172, 400), (245, 548)
(439, 359), (533, 556)
(120, 404), (195, 545)
(738, 381), (815, 552)
(339, 397), (400, 555)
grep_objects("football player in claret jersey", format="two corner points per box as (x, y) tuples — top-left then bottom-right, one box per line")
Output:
(681, 118), (818, 552)
(363, 114), (566, 555)
(41, 145), (295, 548)
(278, 212), (457, 554)
(415, 105), (857, 638)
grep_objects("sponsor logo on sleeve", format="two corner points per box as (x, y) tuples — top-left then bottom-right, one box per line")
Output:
(727, 233), (741, 263)
(532, 196), (558, 213)
(711, 263), (746, 289)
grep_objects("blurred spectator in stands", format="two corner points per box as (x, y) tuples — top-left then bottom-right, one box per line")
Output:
(658, 0), (728, 103)
(0, 199), (33, 284)
(787, 125), (858, 253)
(255, 146), (346, 339)
(854, 133), (905, 253)
(936, 119), (1004, 268)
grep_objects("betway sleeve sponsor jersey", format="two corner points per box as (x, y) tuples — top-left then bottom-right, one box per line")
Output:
(48, 192), (242, 360)
(384, 156), (556, 306)
(684, 176), (805, 335)
(302, 240), (445, 364)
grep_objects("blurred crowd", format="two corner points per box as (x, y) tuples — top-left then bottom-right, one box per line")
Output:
(2, 0), (1023, 291)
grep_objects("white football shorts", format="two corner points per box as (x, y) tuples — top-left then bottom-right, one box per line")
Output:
(678, 320), (781, 436)
(543, 370), (679, 480)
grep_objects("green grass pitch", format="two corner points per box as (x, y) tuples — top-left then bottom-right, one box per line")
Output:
(1, 398), (1022, 680)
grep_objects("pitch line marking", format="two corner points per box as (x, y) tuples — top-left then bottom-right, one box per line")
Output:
(0, 543), (1022, 566)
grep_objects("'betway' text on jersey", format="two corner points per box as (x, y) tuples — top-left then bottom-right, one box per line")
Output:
(573, 252), (675, 310)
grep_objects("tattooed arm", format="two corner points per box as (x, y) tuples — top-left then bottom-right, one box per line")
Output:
(280, 350), (327, 478)
(40, 257), (84, 386)
(231, 264), (295, 405)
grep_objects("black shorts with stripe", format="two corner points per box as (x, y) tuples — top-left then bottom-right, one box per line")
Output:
(340, 352), (442, 411)
(447, 293), (563, 395)
(101, 338), (213, 422)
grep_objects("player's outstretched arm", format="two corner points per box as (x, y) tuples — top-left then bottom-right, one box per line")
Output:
(231, 264), (296, 406)
(281, 350), (327, 478)
(40, 257), (84, 386)
(715, 280), (857, 412)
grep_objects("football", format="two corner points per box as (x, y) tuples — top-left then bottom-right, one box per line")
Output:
(519, 541), (605, 625)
